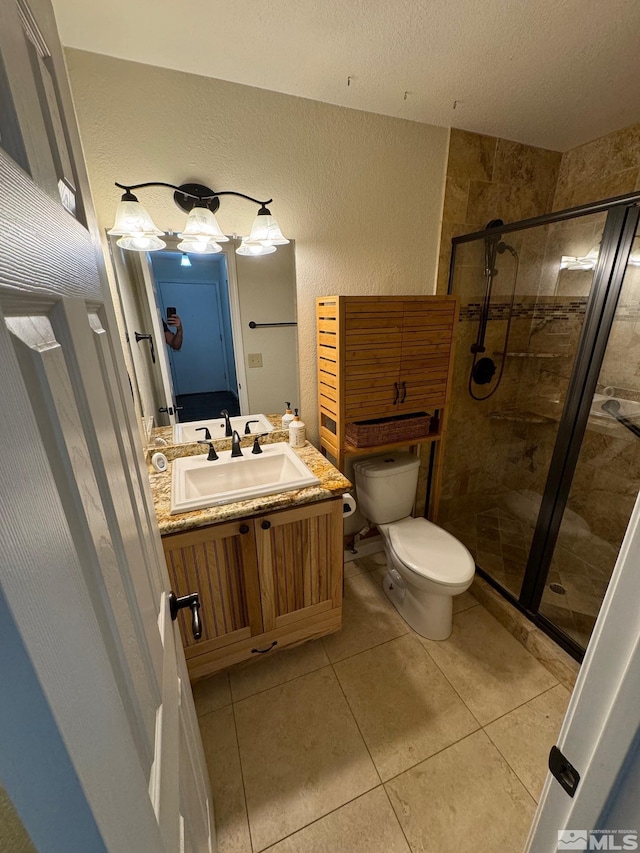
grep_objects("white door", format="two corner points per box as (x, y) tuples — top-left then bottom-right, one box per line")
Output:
(0, 2), (213, 851)
(525, 488), (640, 850)
(157, 279), (228, 396)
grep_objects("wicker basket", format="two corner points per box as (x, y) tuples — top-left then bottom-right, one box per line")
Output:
(345, 412), (431, 447)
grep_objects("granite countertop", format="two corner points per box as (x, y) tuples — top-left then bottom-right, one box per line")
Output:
(151, 440), (351, 536)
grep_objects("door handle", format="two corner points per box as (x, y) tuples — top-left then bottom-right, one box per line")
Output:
(239, 524), (250, 534)
(261, 520), (271, 530)
(251, 640), (278, 654)
(159, 406), (174, 416)
(169, 591), (202, 640)
(400, 381), (407, 403)
(393, 382), (400, 405)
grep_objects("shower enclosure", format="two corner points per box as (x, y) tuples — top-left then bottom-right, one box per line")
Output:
(441, 193), (640, 659)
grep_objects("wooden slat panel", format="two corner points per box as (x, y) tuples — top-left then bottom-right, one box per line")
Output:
(345, 332), (403, 347)
(401, 341), (452, 357)
(318, 331), (337, 348)
(345, 316), (404, 332)
(317, 319), (338, 333)
(344, 387), (398, 406)
(316, 512), (328, 604)
(320, 394), (338, 416)
(319, 381), (337, 402)
(320, 425), (338, 454)
(187, 607), (342, 681)
(345, 301), (405, 315)
(206, 541), (226, 637)
(276, 599), (332, 629)
(304, 515), (318, 608)
(183, 627), (251, 661)
(344, 348), (402, 364)
(285, 521), (297, 615)
(345, 401), (401, 420)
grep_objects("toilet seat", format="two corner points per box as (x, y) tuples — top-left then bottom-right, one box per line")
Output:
(387, 517), (475, 587)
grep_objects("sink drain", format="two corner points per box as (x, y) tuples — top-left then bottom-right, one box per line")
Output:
(549, 582), (566, 595)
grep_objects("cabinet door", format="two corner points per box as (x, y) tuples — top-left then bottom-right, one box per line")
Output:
(397, 299), (456, 414)
(344, 299), (403, 420)
(162, 519), (263, 661)
(256, 500), (343, 632)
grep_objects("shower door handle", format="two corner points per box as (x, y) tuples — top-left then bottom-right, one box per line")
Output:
(393, 382), (400, 405)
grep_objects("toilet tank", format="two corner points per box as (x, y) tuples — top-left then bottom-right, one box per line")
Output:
(353, 452), (421, 524)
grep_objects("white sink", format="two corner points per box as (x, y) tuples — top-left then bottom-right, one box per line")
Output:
(171, 442), (320, 514)
(173, 413), (273, 444)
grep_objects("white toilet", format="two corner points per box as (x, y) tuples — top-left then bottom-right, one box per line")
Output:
(353, 452), (475, 640)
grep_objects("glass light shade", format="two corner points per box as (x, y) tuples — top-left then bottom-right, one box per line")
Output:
(108, 199), (163, 236)
(179, 206), (229, 242)
(176, 237), (223, 254)
(180, 253), (192, 267)
(248, 212), (289, 246)
(116, 234), (166, 251)
(236, 238), (277, 256)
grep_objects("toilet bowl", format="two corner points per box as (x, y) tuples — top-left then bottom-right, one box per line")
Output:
(353, 453), (475, 640)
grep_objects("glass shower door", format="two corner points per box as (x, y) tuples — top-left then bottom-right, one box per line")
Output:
(538, 232), (640, 648)
(440, 211), (608, 600)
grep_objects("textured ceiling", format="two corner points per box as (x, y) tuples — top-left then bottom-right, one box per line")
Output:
(52, 0), (640, 151)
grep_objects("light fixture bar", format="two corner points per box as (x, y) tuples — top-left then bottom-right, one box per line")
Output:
(112, 180), (287, 255)
(114, 181), (273, 209)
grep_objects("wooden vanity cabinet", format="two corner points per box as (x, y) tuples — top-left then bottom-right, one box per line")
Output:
(162, 498), (343, 680)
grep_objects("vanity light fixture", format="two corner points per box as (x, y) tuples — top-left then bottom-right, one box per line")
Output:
(108, 181), (289, 256)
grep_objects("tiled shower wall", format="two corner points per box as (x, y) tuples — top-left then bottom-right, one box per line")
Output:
(553, 122), (640, 210)
(436, 129), (561, 294)
(437, 121), (640, 295)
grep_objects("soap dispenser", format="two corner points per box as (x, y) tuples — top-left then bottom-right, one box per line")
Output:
(282, 402), (294, 429)
(289, 409), (306, 448)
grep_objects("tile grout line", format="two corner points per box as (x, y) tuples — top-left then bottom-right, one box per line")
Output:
(255, 786), (397, 853)
(414, 636), (485, 728)
(230, 700), (256, 853)
(380, 784), (413, 852)
(330, 656), (384, 788)
(228, 659), (333, 705)
(481, 681), (563, 728)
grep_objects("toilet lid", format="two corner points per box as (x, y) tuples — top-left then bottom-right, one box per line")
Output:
(388, 517), (475, 586)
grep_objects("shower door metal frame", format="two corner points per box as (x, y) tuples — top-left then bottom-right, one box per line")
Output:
(448, 192), (640, 660)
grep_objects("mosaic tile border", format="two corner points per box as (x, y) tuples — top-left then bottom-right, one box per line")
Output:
(459, 299), (640, 322)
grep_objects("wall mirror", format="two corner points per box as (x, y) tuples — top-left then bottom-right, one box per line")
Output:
(108, 233), (300, 441)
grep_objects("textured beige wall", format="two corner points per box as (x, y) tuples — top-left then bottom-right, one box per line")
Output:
(553, 122), (640, 210)
(436, 128), (561, 293)
(64, 49), (449, 441)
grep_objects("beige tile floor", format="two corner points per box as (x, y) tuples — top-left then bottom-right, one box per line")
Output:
(195, 551), (572, 853)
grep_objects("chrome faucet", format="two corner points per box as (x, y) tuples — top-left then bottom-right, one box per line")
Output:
(231, 430), (243, 457)
(220, 409), (233, 437)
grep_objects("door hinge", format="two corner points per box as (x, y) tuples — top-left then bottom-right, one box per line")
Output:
(549, 745), (580, 797)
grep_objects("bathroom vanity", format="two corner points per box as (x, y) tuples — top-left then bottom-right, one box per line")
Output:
(149, 439), (350, 681)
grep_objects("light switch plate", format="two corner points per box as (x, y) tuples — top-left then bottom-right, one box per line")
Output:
(248, 353), (263, 368)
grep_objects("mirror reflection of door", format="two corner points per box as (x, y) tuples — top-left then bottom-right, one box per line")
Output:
(149, 252), (239, 421)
